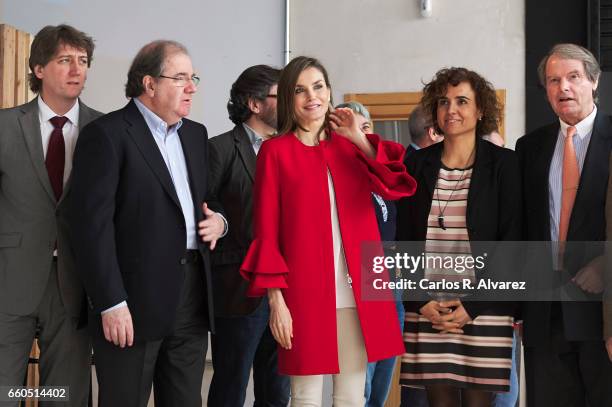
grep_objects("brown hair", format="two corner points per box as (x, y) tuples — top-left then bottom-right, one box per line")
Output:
(125, 40), (189, 98)
(421, 67), (501, 137)
(28, 24), (95, 93)
(277, 56), (333, 137)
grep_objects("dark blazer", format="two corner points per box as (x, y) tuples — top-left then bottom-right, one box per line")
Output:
(603, 152), (611, 340)
(0, 98), (101, 320)
(396, 138), (522, 318)
(516, 111), (612, 345)
(402, 143), (418, 169)
(207, 125), (262, 316)
(69, 100), (217, 340)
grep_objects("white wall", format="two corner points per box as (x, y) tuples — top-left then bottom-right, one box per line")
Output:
(1, 0), (285, 137)
(290, 0), (525, 147)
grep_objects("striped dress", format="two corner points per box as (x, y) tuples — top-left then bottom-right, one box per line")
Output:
(400, 166), (514, 392)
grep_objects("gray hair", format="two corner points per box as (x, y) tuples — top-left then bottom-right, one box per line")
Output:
(537, 43), (601, 100)
(408, 104), (432, 144)
(335, 101), (371, 122)
(125, 40), (189, 98)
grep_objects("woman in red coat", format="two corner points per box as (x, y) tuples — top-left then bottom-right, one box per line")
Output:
(240, 56), (416, 406)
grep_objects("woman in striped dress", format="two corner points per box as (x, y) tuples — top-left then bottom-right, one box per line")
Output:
(396, 67), (521, 406)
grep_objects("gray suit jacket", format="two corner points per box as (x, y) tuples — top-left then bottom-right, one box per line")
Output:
(0, 97), (102, 319)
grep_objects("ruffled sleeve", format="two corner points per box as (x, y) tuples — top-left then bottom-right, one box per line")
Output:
(240, 140), (289, 297)
(241, 239), (289, 296)
(360, 133), (417, 200)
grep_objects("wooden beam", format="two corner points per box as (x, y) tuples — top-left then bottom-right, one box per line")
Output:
(0, 24), (17, 108)
(345, 91), (423, 106)
(27, 33), (35, 103)
(15, 29), (28, 106)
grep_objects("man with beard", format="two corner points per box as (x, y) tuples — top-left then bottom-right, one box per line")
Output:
(207, 65), (289, 407)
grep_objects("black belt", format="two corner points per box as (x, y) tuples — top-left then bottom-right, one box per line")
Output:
(180, 250), (200, 265)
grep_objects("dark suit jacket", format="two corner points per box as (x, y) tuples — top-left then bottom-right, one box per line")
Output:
(605, 152), (612, 340)
(0, 98), (101, 320)
(208, 125), (262, 317)
(402, 144), (418, 168)
(516, 111), (612, 345)
(69, 99), (217, 340)
(396, 138), (522, 318)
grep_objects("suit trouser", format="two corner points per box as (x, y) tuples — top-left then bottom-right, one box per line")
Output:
(290, 308), (368, 407)
(208, 300), (289, 407)
(92, 257), (208, 407)
(525, 309), (612, 407)
(0, 261), (91, 407)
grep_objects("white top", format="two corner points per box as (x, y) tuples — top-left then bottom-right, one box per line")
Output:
(327, 170), (356, 308)
(38, 97), (80, 186)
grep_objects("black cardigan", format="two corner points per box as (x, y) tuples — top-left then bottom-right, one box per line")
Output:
(396, 137), (522, 318)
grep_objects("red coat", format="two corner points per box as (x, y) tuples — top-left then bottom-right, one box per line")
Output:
(240, 132), (416, 375)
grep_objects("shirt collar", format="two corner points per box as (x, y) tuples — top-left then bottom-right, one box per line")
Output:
(410, 142), (421, 151)
(559, 105), (597, 139)
(134, 97), (183, 135)
(38, 96), (79, 126)
(242, 123), (264, 145)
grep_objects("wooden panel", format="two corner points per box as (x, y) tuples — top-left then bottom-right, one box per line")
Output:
(496, 89), (506, 140)
(27, 33), (35, 103)
(345, 92), (423, 106)
(0, 24), (33, 109)
(15, 29), (29, 105)
(0, 24), (17, 108)
(25, 340), (40, 407)
(367, 105), (413, 120)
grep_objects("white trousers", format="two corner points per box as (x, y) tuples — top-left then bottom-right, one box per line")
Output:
(290, 308), (368, 407)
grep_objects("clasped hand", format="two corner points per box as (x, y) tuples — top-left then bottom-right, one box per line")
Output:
(420, 299), (472, 334)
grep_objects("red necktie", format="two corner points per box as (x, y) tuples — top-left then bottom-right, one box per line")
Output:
(559, 126), (579, 242)
(46, 116), (68, 201)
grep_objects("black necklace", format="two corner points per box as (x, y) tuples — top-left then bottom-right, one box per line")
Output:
(436, 149), (475, 230)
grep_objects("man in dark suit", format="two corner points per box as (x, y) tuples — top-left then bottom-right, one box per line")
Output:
(0, 24), (101, 406)
(207, 65), (289, 407)
(516, 43), (612, 407)
(404, 104), (442, 165)
(69, 40), (226, 407)
(606, 153), (612, 362)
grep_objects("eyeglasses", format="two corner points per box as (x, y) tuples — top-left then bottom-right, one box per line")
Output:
(158, 74), (201, 87)
(266, 94), (277, 98)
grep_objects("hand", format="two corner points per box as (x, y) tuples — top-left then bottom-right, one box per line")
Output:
(329, 108), (375, 158)
(606, 337), (612, 362)
(101, 305), (134, 348)
(434, 300), (472, 334)
(268, 288), (293, 350)
(572, 256), (604, 294)
(420, 300), (451, 324)
(198, 202), (224, 250)
(329, 108), (363, 141)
